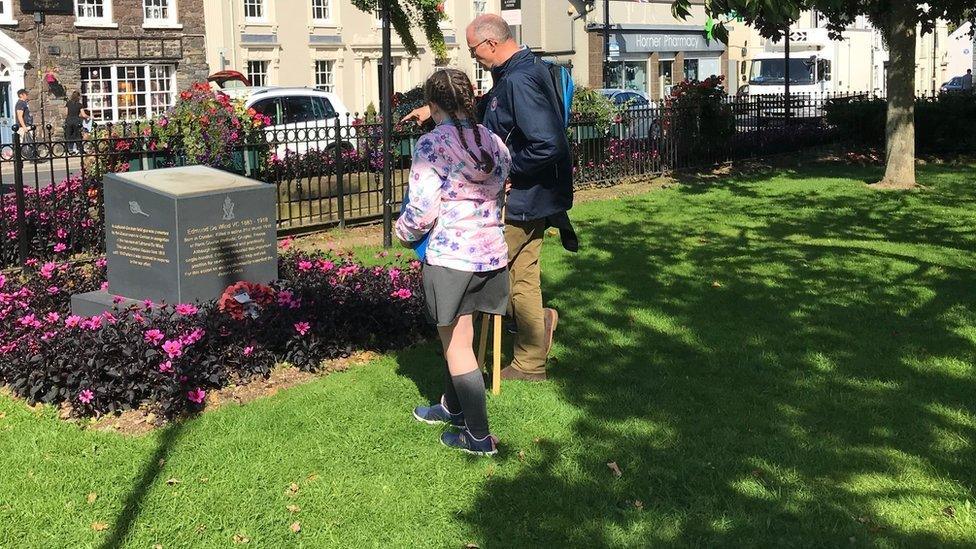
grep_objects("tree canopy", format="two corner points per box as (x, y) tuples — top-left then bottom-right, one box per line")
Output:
(352, 0), (448, 60)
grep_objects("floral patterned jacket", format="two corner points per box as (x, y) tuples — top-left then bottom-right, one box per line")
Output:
(395, 121), (512, 272)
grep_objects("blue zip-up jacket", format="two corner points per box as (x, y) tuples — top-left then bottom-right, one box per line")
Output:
(479, 48), (573, 223)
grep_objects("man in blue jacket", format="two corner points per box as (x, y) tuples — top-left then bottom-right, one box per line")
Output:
(404, 14), (575, 381)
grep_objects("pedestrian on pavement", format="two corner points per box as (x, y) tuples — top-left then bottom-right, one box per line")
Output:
(398, 68), (512, 456)
(15, 89), (33, 140)
(402, 14), (576, 382)
(64, 91), (89, 154)
(963, 69), (973, 94)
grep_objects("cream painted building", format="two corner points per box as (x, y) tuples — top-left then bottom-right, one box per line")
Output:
(203, 0), (501, 114)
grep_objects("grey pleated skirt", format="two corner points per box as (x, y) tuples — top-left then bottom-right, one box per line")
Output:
(422, 263), (509, 326)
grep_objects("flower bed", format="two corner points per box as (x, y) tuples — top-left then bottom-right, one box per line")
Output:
(0, 248), (428, 419)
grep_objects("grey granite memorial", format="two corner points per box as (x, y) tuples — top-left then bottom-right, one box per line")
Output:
(72, 165), (278, 317)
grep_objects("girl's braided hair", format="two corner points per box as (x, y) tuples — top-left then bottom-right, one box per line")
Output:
(423, 68), (496, 174)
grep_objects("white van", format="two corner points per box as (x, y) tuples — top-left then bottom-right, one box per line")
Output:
(241, 87), (356, 157)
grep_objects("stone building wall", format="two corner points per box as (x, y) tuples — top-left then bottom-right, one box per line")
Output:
(1, 0), (208, 137)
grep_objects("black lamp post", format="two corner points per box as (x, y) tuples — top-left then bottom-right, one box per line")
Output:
(381, 2), (393, 247)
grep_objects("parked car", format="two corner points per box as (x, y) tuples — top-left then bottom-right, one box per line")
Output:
(595, 88), (660, 140)
(940, 76), (965, 93)
(243, 87), (356, 157)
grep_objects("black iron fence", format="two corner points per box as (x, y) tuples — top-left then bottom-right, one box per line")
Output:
(0, 91), (899, 269)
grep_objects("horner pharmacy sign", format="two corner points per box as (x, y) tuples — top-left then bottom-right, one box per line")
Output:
(615, 30), (725, 54)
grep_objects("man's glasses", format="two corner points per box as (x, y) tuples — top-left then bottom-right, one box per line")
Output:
(468, 39), (492, 56)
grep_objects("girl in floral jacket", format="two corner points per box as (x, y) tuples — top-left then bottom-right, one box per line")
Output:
(396, 68), (512, 456)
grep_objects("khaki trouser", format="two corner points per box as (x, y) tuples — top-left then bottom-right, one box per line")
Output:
(505, 218), (547, 375)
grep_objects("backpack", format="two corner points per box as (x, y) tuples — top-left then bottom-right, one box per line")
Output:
(536, 57), (575, 128)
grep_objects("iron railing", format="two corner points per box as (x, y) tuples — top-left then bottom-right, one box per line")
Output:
(0, 91), (906, 269)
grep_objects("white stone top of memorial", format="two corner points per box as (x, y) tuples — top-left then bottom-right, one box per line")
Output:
(105, 165), (267, 198)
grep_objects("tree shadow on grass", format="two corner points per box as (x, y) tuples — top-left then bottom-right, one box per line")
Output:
(100, 422), (185, 549)
(461, 167), (976, 546)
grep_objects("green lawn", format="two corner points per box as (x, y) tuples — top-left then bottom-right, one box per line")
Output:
(3, 160), (976, 548)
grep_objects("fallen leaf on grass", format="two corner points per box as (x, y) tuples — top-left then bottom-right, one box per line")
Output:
(86, 492), (97, 504)
(0, 412), (6, 420)
(290, 521), (301, 533)
(634, 500), (644, 511)
(306, 473), (320, 482)
(607, 461), (622, 477)
(287, 482), (300, 496)
(711, 281), (722, 288)
(153, 544), (163, 549)
(165, 478), (180, 486)
(158, 458), (166, 467)
(517, 450), (526, 462)
(287, 504), (301, 514)
(464, 544), (481, 549)
(91, 521), (108, 531)
(232, 533), (249, 544)
(198, 477), (209, 484)
(484, 464), (495, 479)
(532, 438), (541, 444)
(195, 524), (207, 534)
(943, 506), (956, 518)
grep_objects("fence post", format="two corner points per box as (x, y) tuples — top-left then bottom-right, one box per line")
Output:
(12, 130), (29, 265)
(334, 116), (345, 230)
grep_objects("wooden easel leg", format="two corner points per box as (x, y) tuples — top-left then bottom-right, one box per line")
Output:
(492, 314), (502, 395)
(477, 313), (489, 370)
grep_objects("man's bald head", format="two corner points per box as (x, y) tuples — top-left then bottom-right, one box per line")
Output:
(467, 14), (513, 43)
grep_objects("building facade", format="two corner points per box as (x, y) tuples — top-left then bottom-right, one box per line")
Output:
(580, 0), (727, 100)
(0, 0), (208, 140)
(203, 0), (501, 114)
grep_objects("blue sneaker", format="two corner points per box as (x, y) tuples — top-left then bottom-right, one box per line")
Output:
(440, 429), (499, 456)
(413, 396), (464, 427)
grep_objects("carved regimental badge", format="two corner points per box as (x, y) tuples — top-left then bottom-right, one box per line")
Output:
(222, 196), (236, 221)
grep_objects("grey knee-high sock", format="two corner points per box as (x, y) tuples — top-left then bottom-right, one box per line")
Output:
(451, 370), (489, 439)
(443, 362), (461, 414)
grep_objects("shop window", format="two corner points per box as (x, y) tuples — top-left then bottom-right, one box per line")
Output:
(80, 64), (175, 121)
(683, 59), (699, 82)
(607, 61), (648, 94)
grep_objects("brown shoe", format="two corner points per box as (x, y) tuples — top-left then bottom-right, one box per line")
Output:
(543, 308), (559, 357)
(500, 365), (547, 382)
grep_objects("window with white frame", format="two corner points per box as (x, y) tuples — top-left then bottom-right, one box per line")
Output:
(0, 0), (16, 24)
(243, 0), (265, 21)
(81, 64), (175, 121)
(144, 0), (177, 25)
(315, 60), (335, 92)
(311, 0), (331, 22)
(247, 60), (269, 87)
(76, 0), (113, 24)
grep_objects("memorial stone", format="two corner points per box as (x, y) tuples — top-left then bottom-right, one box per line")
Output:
(72, 166), (277, 316)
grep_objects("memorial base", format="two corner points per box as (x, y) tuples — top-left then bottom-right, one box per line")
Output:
(71, 290), (144, 318)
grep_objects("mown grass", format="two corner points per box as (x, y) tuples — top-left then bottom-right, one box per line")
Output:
(2, 160), (975, 547)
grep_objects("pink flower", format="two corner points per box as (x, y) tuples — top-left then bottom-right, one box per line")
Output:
(162, 339), (183, 358)
(279, 237), (294, 250)
(0, 274), (5, 288)
(143, 299), (154, 310)
(53, 243), (67, 253)
(175, 303), (198, 316)
(45, 312), (60, 323)
(294, 322), (311, 336)
(389, 268), (401, 282)
(95, 258), (107, 268)
(112, 295), (125, 304)
(64, 315), (82, 328)
(317, 259), (335, 272)
(39, 262), (57, 279)
(144, 329), (165, 345)
(243, 346), (254, 356)
(159, 360), (173, 373)
(78, 389), (94, 404)
(298, 260), (313, 272)
(187, 388), (206, 403)
(100, 282), (109, 291)
(18, 314), (42, 329)
(83, 316), (103, 330)
(47, 286), (60, 295)
(180, 328), (205, 346)
(391, 288), (412, 300)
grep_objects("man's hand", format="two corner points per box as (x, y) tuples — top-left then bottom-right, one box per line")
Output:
(504, 178), (512, 195)
(400, 105), (431, 124)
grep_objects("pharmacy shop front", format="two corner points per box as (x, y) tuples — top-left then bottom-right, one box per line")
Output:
(602, 25), (727, 100)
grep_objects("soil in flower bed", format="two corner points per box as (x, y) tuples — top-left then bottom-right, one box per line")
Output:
(77, 351), (381, 435)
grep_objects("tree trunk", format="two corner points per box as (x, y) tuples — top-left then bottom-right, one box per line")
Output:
(875, 1), (916, 189)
